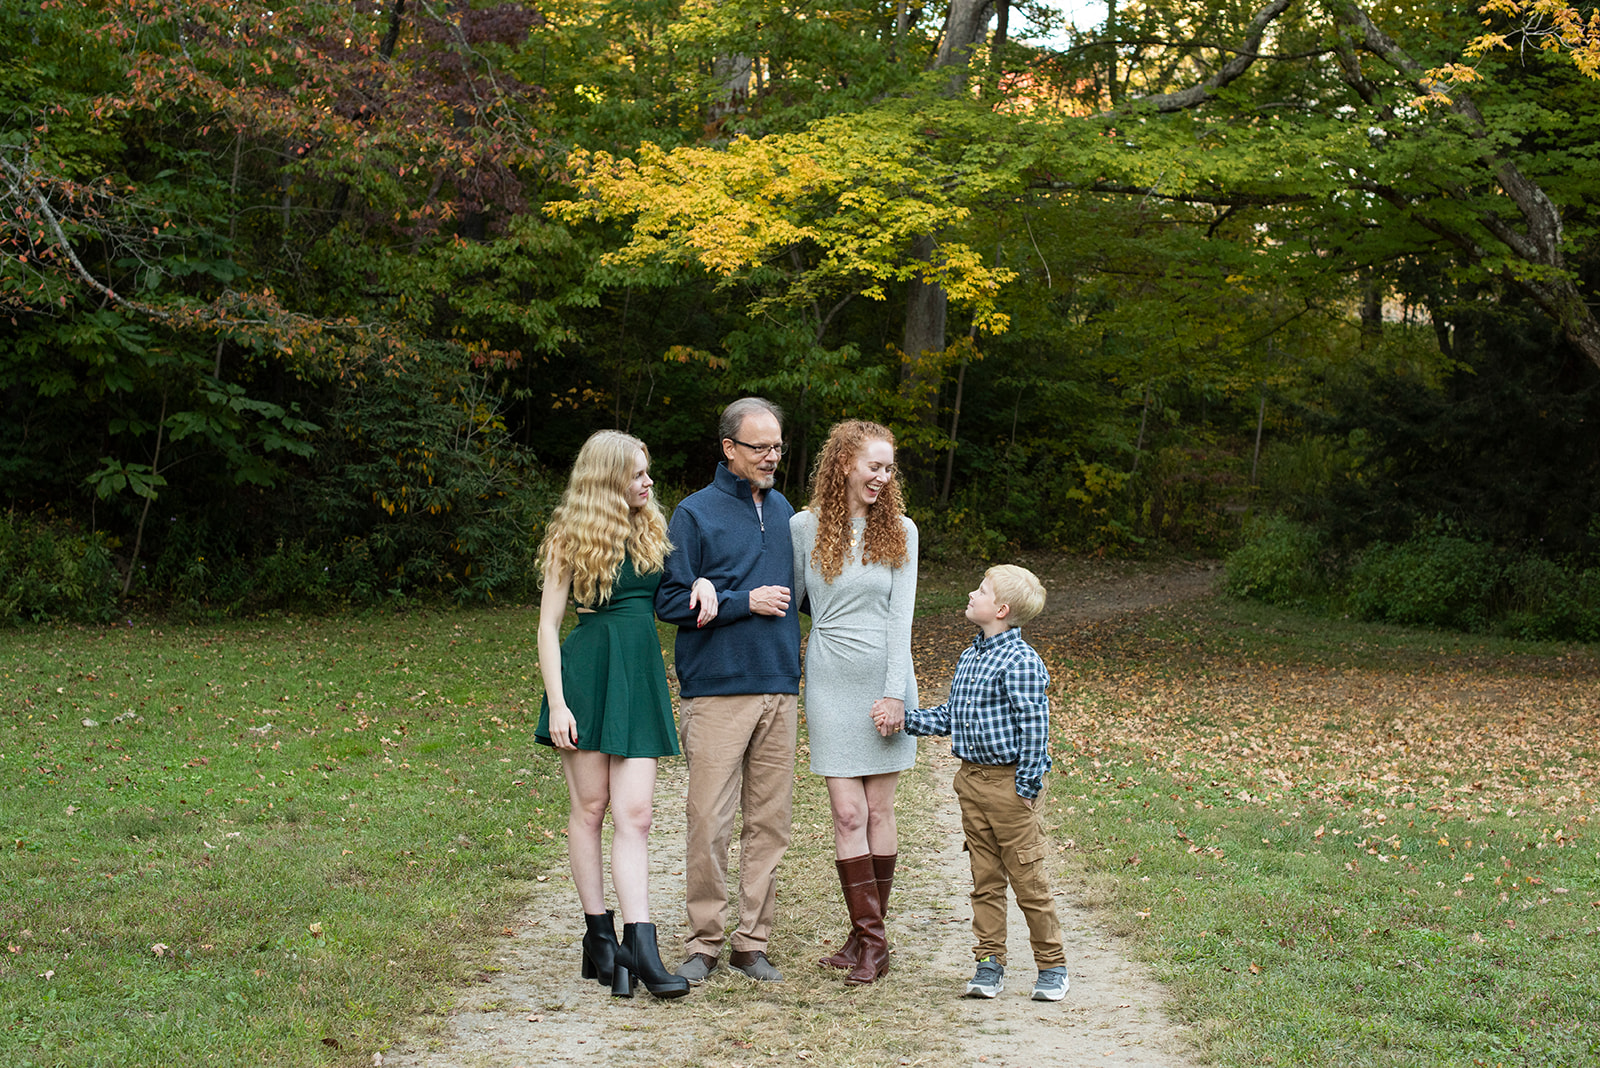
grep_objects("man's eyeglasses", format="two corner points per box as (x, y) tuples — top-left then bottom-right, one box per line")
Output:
(729, 438), (785, 457)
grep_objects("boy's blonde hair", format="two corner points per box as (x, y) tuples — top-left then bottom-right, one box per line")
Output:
(986, 564), (1046, 627)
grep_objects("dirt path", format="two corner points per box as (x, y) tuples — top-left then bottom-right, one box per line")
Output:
(381, 559), (1219, 1068)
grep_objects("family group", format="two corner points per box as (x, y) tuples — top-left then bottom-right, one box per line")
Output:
(534, 397), (1068, 1004)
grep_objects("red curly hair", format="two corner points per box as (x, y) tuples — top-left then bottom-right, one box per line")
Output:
(805, 420), (908, 582)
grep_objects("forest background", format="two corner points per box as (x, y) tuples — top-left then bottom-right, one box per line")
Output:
(2, 0), (1598, 638)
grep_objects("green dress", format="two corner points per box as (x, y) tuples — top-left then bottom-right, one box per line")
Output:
(536, 554), (679, 758)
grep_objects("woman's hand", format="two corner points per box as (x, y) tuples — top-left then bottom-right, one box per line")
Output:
(871, 697), (905, 737)
(547, 706), (580, 750)
(690, 577), (719, 628)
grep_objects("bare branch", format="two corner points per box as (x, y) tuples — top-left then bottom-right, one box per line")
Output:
(1118, 0), (1296, 113)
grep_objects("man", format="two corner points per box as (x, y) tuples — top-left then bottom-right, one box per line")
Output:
(655, 397), (801, 983)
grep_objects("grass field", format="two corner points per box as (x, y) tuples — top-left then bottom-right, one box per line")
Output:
(1, 609), (568, 1066)
(1046, 597), (1600, 1067)
(3, 577), (1598, 1066)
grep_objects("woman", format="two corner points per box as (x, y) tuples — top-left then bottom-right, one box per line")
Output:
(536, 430), (706, 1000)
(790, 420), (918, 986)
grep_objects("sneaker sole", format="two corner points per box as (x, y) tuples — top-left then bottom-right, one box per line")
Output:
(1031, 987), (1067, 1001)
(964, 982), (1003, 998)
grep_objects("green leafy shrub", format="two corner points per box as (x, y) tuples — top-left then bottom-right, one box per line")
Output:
(250, 539), (336, 609)
(1498, 556), (1600, 642)
(1223, 514), (1325, 607)
(308, 343), (555, 604)
(927, 450), (1144, 560)
(1347, 529), (1500, 631)
(1141, 443), (1247, 555)
(0, 513), (119, 623)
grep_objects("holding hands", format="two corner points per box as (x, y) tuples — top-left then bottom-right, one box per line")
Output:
(871, 697), (905, 737)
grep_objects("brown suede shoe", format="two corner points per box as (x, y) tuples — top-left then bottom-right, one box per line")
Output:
(675, 952), (719, 984)
(729, 949), (784, 982)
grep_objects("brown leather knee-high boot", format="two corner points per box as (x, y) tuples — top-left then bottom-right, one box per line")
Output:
(838, 854), (888, 985)
(873, 852), (896, 925)
(820, 857), (864, 969)
(821, 853), (898, 969)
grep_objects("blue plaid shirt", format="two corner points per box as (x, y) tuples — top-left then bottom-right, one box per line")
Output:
(903, 627), (1053, 799)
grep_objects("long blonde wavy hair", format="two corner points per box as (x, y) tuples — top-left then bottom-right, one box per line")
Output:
(805, 420), (907, 583)
(537, 431), (671, 606)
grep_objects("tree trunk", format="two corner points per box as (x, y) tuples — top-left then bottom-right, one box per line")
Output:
(990, 0), (1009, 75)
(1251, 393), (1266, 486)
(121, 389), (168, 597)
(1105, 0), (1121, 106)
(710, 54), (753, 127)
(1360, 269), (1383, 345)
(940, 344), (970, 506)
(902, 236), (949, 364)
(936, 0), (996, 70)
(898, 0), (995, 491)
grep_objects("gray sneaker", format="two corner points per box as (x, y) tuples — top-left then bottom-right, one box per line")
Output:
(964, 956), (1004, 998)
(675, 953), (719, 984)
(1032, 966), (1069, 1001)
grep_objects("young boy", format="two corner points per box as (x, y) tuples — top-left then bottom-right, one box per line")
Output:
(894, 564), (1067, 1001)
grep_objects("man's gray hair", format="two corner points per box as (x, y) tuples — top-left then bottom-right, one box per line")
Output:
(719, 397), (785, 442)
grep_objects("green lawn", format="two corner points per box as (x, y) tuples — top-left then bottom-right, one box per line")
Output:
(4, 588), (1598, 1066)
(2, 609), (567, 1066)
(1044, 597), (1600, 1067)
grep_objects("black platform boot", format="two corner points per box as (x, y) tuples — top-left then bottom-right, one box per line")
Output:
(613, 921), (690, 999)
(580, 911), (619, 987)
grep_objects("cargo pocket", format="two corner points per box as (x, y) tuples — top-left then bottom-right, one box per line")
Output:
(1013, 842), (1047, 867)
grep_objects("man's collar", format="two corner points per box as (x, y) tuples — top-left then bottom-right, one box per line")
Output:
(713, 461), (753, 500)
(714, 460), (768, 504)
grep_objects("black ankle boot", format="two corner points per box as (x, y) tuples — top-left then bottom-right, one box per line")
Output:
(614, 922), (690, 999)
(580, 911), (619, 987)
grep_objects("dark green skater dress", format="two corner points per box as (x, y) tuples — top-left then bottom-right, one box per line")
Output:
(536, 554), (678, 758)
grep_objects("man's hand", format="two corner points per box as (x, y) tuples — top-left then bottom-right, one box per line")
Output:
(749, 584), (791, 617)
(690, 577), (719, 628)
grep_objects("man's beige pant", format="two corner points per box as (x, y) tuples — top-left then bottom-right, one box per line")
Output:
(953, 761), (1065, 969)
(680, 693), (798, 958)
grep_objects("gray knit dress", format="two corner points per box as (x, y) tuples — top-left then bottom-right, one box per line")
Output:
(791, 510), (919, 777)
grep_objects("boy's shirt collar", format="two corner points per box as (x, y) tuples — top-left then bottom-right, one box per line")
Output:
(971, 626), (1023, 652)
